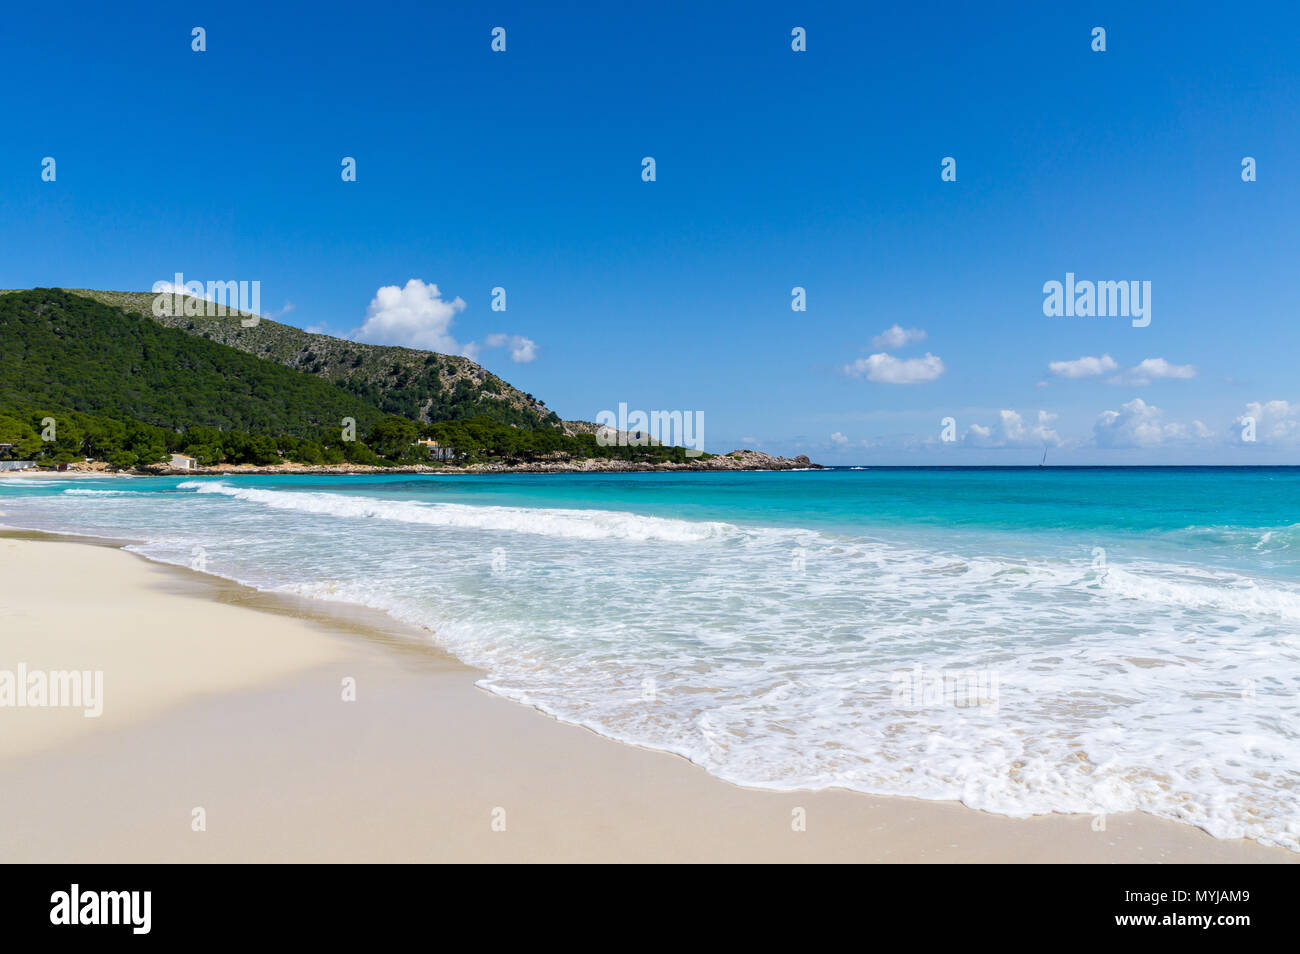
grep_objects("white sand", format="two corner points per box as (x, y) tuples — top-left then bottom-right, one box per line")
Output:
(1, 536), (1294, 863)
(0, 536), (348, 760)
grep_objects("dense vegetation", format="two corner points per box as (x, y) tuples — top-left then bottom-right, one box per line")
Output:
(0, 406), (706, 469)
(337, 360), (550, 429)
(419, 417), (705, 465)
(71, 289), (560, 429)
(0, 289), (383, 436)
(0, 407), (382, 469)
(0, 289), (706, 470)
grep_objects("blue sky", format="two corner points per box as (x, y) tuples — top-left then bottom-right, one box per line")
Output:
(3, 1), (1298, 463)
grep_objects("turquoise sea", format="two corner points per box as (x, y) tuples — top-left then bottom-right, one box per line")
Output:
(3, 467), (1298, 848)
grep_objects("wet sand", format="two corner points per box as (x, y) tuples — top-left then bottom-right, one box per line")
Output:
(0, 535), (1293, 863)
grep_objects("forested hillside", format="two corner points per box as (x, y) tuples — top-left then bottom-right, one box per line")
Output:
(0, 289), (383, 436)
(71, 289), (558, 429)
(0, 288), (705, 469)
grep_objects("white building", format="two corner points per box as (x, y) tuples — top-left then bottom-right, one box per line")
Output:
(415, 439), (455, 461)
(169, 454), (198, 471)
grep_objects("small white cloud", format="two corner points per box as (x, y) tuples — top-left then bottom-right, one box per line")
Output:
(352, 279), (538, 363)
(1109, 357), (1198, 387)
(353, 279), (469, 354)
(1048, 354), (1118, 379)
(830, 431), (849, 445)
(963, 410), (1060, 448)
(870, 324), (927, 350)
(151, 280), (216, 302)
(265, 301), (296, 321)
(1094, 398), (1186, 447)
(485, 333), (538, 363)
(1234, 400), (1300, 445)
(844, 352), (945, 384)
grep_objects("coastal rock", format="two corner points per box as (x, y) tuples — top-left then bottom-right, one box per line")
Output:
(693, 450), (816, 471)
(135, 449), (821, 476)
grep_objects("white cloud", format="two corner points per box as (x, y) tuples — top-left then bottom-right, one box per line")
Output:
(1048, 354), (1118, 379)
(352, 279), (539, 363)
(870, 324), (927, 350)
(484, 333), (538, 363)
(963, 410), (1060, 448)
(1093, 398), (1194, 447)
(1234, 400), (1300, 445)
(354, 279), (469, 354)
(1109, 357), (1198, 387)
(844, 352), (945, 384)
(1047, 355), (1197, 387)
(151, 280), (216, 302)
(830, 431), (849, 445)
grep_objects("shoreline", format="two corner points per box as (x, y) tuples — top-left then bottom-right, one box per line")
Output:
(1, 530), (1294, 862)
(0, 450), (821, 479)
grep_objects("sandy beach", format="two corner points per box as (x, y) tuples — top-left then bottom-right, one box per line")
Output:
(0, 533), (1292, 863)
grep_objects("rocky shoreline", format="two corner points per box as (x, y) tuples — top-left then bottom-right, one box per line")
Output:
(134, 449), (819, 477)
(2, 450), (820, 478)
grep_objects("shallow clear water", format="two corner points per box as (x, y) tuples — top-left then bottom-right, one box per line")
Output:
(3, 467), (1299, 849)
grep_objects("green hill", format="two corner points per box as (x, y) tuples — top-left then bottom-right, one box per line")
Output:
(69, 289), (559, 429)
(0, 288), (707, 470)
(0, 289), (384, 436)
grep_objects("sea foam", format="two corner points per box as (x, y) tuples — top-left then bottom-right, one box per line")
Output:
(5, 472), (1299, 851)
(177, 481), (735, 542)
